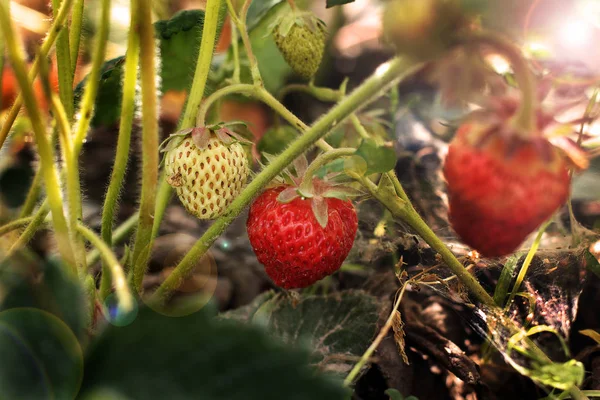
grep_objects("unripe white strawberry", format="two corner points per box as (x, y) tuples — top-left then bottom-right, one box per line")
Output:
(163, 125), (250, 220)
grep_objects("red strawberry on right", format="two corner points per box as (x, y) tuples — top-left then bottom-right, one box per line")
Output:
(443, 97), (572, 257)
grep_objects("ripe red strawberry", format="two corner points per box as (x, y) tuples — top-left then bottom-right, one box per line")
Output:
(247, 185), (358, 289)
(443, 120), (571, 257)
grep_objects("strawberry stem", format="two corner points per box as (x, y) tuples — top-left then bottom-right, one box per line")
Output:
(0, 1), (77, 271)
(468, 32), (537, 135)
(131, 0), (161, 293)
(100, 0), (140, 300)
(78, 223), (134, 315)
(298, 148), (356, 196)
(225, 0), (263, 86)
(180, 0), (225, 130)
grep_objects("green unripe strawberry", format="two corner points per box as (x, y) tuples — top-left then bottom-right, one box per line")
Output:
(273, 11), (326, 80)
(163, 124), (250, 220)
(382, 0), (472, 60)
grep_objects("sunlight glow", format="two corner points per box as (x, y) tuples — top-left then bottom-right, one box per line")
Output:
(558, 19), (593, 49)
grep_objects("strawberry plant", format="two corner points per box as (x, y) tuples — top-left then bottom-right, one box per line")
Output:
(1, 0), (600, 399)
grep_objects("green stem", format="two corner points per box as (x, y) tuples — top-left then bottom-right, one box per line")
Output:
(179, 0), (223, 130)
(349, 114), (369, 139)
(278, 83), (343, 103)
(101, 0), (140, 295)
(68, 0), (85, 78)
(299, 148), (355, 195)
(77, 223), (134, 313)
(48, 90), (88, 270)
(230, 20), (241, 83)
(151, 173), (171, 239)
(52, 0), (73, 119)
(0, 217), (35, 237)
(89, 213), (139, 268)
(504, 220), (550, 309)
(0, 0), (75, 151)
(226, 0), (262, 86)
(130, 0), (161, 293)
(196, 83), (333, 151)
(7, 201), (50, 257)
(19, 167), (43, 217)
(0, 5), (76, 270)
(468, 32), (536, 134)
(344, 282), (408, 386)
(72, 0), (111, 157)
(355, 174), (496, 307)
(150, 57), (422, 304)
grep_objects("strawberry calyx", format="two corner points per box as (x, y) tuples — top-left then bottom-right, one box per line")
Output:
(463, 94), (589, 171)
(271, 9), (325, 39)
(160, 121), (252, 154)
(273, 154), (362, 228)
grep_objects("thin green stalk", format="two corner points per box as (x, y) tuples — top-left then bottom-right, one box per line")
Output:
(278, 84), (343, 103)
(151, 173), (171, 239)
(77, 223), (134, 313)
(72, 0), (111, 157)
(130, 0), (160, 292)
(344, 282), (408, 385)
(226, 0), (262, 85)
(65, 0), (111, 271)
(350, 114), (369, 139)
(354, 173), (495, 307)
(88, 213), (138, 267)
(52, 0), (74, 119)
(19, 167), (43, 217)
(150, 57), (421, 305)
(0, 217), (35, 237)
(7, 201), (50, 257)
(179, 0), (224, 129)
(230, 20), (241, 83)
(197, 83), (333, 151)
(101, 0), (140, 295)
(68, 0), (85, 78)
(47, 91), (88, 270)
(504, 220), (551, 309)
(0, 0), (75, 151)
(0, 5), (76, 269)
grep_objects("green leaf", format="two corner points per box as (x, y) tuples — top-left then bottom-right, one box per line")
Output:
(223, 291), (381, 379)
(75, 9), (227, 128)
(355, 139), (397, 175)
(585, 249), (600, 279)
(492, 254), (520, 307)
(74, 56), (125, 127)
(385, 389), (404, 400)
(580, 329), (600, 345)
(0, 253), (88, 339)
(79, 306), (348, 399)
(326, 0), (355, 8)
(154, 8), (226, 92)
(0, 308), (83, 399)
